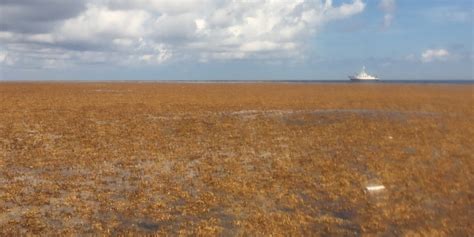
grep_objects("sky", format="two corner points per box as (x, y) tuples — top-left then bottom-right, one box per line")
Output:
(0, 0), (473, 80)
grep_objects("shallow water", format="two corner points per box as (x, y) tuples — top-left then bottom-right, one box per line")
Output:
(0, 83), (472, 235)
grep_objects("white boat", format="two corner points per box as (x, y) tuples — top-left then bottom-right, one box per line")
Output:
(349, 66), (379, 81)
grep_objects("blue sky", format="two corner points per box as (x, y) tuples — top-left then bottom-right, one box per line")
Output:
(1, 0), (472, 80)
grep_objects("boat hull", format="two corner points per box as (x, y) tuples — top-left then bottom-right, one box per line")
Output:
(349, 76), (379, 81)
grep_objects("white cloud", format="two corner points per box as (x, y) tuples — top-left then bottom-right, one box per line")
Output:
(138, 45), (172, 64)
(0, 52), (7, 63)
(58, 5), (152, 41)
(421, 49), (450, 63)
(423, 6), (473, 23)
(379, 0), (396, 28)
(0, 0), (366, 68)
(26, 34), (55, 44)
(379, 0), (396, 12)
(383, 14), (394, 28)
(325, 0), (366, 20)
(0, 51), (17, 66)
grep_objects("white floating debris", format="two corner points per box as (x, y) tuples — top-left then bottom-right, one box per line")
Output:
(366, 185), (385, 192)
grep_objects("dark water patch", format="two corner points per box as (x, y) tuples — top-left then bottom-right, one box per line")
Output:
(137, 221), (161, 232)
(333, 209), (357, 220)
(284, 113), (346, 126)
(207, 207), (237, 235)
(403, 147), (417, 155)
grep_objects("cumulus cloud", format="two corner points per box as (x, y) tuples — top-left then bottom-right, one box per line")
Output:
(57, 5), (153, 44)
(421, 49), (450, 63)
(0, 0), (366, 68)
(379, 0), (396, 29)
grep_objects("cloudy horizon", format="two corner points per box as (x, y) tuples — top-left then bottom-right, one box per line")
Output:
(1, 0), (473, 80)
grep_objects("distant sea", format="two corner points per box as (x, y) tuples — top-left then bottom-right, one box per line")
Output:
(131, 80), (474, 84)
(2, 80), (473, 84)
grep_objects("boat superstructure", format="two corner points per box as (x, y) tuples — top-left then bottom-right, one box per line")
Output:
(349, 66), (379, 81)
